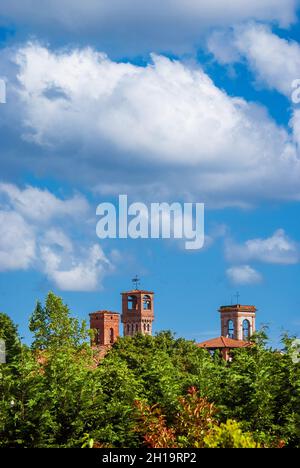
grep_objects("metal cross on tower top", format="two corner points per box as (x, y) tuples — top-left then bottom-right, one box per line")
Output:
(132, 275), (140, 290)
(235, 291), (240, 304)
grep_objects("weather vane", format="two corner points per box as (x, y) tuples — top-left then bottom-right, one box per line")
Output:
(235, 291), (240, 304)
(132, 275), (140, 290)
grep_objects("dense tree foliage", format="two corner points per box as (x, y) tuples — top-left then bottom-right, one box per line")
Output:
(0, 293), (299, 448)
(0, 312), (21, 363)
(134, 388), (260, 448)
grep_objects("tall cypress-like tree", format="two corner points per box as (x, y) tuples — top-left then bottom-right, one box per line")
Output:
(29, 301), (49, 350)
(0, 312), (21, 363)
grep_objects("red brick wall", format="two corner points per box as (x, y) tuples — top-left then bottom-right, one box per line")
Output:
(121, 291), (154, 336)
(90, 311), (120, 346)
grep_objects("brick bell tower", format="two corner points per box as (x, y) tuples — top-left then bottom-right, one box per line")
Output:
(121, 276), (154, 337)
(89, 311), (120, 346)
(219, 303), (257, 341)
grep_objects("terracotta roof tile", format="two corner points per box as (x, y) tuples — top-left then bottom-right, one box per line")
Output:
(197, 336), (252, 349)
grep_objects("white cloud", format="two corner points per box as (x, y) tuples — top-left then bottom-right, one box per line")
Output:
(207, 30), (241, 65)
(235, 24), (300, 97)
(226, 265), (263, 285)
(208, 24), (300, 168)
(208, 23), (300, 97)
(0, 1), (296, 54)
(41, 229), (73, 253)
(0, 183), (112, 291)
(0, 211), (36, 271)
(0, 183), (89, 222)
(40, 244), (111, 292)
(225, 229), (300, 265)
(291, 108), (300, 148)
(4, 42), (300, 207)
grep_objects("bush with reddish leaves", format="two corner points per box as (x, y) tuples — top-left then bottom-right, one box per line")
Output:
(134, 387), (260, 448)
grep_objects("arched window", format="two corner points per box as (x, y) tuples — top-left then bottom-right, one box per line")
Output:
(227, 320), (235, 339)
(147, 324), (150, 332)
(136, 324), (139, 332)
(128, 295), (138, 310)
(143, 295), (151, 310)
(127, 324), (130, 334)
(243, 319), (250, 340)
(144, 323), (146, 332)
(109, 328), (114, 344)
(131, 324), (134, 333)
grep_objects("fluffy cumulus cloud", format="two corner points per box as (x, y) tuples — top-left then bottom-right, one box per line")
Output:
(226, 265), (263, 285)
(1, 42), (300, 207)
(0, 184), (112, 290)
(208, 23), (300, 97)
(0, 210), (36, 271)
(0, 1), (296, 54)
(208, 23), (300, 157)
(225, 229), (300, 265)
(0, 183), (89, 222)
(40, 243), (110, 292)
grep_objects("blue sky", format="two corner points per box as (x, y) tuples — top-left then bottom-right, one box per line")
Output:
(0, 0), (300, 347)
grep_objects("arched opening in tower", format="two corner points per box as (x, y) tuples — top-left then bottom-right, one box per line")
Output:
(227, 320), (235, 339)
(242, 319), (250, 340)
(143, 295), (151, 310)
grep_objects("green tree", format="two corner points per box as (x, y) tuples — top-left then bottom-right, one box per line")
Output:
(204, 420), (260, 448)
(1, 302), (300, 448)
(134, 387), (260, 448)
(0, 346), (45, 447)
(1, 293), (100, 447)
(218, 334), (294, 446)
(29, 292), (88, 350)
(0, 312), (21, 363)
(29, 301), (49, 350)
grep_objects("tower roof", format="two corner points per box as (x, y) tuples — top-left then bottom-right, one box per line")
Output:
(121, 290), (154, 295)
(219, 304), (257, 312)
(89, 310), (120, 316)
(197, 336), (252, 349)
